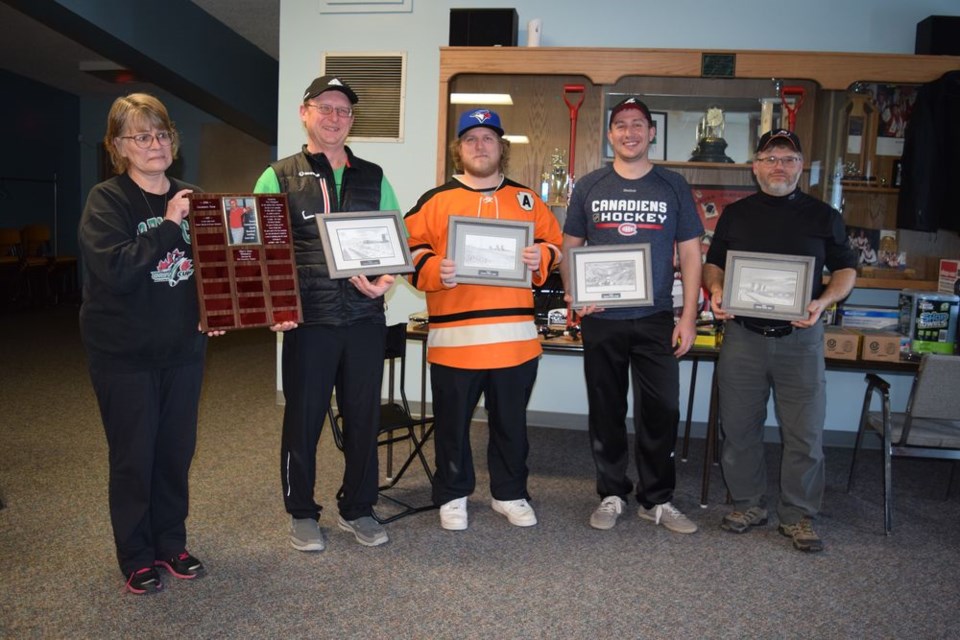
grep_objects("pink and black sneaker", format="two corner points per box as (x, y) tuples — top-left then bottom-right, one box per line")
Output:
(154, 551), (205, 579)
(125, 567), (163, 595)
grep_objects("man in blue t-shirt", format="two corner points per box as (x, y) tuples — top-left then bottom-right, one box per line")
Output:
(563, 97), (704, 534)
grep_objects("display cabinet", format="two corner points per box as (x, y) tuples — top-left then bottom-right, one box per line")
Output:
(437, 47), (960, 290)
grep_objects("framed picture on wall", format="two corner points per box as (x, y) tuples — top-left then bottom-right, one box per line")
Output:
(691, 184), (756, 256)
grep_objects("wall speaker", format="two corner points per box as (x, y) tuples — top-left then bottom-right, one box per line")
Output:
(449, 8), (518, 47)
(916, 15), (960, 56)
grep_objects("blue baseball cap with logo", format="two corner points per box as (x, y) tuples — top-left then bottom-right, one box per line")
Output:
(457, 108), (504, 137)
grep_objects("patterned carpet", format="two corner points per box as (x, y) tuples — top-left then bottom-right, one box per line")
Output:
(1, 306), (958, 638)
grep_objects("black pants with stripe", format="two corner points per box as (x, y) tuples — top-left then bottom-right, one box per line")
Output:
(89, 359), (204, 575)
(429, 357), (539, 506)
(280, 322), (385, 521)
(581, 312), (680, 509)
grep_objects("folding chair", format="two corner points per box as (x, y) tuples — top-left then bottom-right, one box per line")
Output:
(847, 353), (960, 534)
(328, 322), (437, 523)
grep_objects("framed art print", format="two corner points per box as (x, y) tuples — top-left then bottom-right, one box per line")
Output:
(568, 243), (654, 308)
(316, 210), (414, 279)
(446, 216), (534, 288)
(722, 250), (816, 321)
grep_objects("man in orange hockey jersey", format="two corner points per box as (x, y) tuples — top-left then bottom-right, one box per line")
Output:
(405, 108), (563, 531)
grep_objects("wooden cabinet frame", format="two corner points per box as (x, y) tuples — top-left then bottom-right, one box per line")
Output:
(436, 47), (960, 290)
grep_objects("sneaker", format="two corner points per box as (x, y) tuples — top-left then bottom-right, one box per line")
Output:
(155, 551), (204, 579)
(439, 497), (468, 531)
(491, 498), (538, 527)
(290, 517), (325, 552)
(337, 515), (389, 547)
(778, 517), (824, 553)
(721, 506), (769, 534)
(590, 496), (626, 530)
(638, 501), (698, 534)
(125, 567), (163, 595)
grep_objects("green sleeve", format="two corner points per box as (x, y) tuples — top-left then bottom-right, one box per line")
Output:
(380, 175), (400, 210)
(253, 167), (280, 194)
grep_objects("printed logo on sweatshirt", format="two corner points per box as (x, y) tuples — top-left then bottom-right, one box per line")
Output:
(590, 199), (668, 234)
(151, 248), (195, 287)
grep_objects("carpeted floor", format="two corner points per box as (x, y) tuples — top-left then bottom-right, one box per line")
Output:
(1, 305), (958, 639)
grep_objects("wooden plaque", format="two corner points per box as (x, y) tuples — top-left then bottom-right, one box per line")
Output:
(190, 193), (302, 331)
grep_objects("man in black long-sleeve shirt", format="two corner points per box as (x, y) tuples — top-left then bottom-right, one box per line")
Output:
(702, 129), (858, 553)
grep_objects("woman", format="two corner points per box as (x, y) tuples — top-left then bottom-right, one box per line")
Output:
(79, 93), (214, 595)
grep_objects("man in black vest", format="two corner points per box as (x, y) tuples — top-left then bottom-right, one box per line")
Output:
(254, 76), (402, 551)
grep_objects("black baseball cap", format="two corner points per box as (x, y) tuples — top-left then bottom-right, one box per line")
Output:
(609, 97), (654, 129)
(303, 75), (358, 105)
(756, 129), (802, 154)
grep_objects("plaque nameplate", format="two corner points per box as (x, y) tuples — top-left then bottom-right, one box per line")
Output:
(189, 193), (302, 331)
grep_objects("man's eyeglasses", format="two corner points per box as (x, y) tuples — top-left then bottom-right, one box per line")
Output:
(119, 131), (174, 149)
(305, 103), (353, 118)
(756, 155), (801, 168)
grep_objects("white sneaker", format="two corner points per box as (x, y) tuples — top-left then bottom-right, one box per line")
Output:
(439, 497), (468, 531)
(491, 498), (538, 527)
(638, 501), (698, 534)
(590, 496), (626, 530)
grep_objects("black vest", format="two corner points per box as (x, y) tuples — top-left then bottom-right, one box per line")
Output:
(271, 146), (385, 325)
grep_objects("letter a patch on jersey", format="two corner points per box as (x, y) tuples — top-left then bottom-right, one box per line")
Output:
(516, 191), (535, 211)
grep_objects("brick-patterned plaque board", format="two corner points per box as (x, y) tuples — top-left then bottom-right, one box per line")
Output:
(190, 193), (302, 331)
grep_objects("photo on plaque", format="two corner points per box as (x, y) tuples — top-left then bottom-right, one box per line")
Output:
(568, 243), (654, 308)
(316, 210), (414, 279)
(189, 193), (301, 331)
(722, 250), (815, 322)
(446, 216), (533, 288)
(223, 196), (261, 245)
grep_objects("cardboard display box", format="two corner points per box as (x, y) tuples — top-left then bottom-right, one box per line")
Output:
(838, 305), (900, 331)
(824, 327), (861, 361)
(898, 290), (960, 355)
(940, 259), (960, 296)
(859, 330), (908, 362)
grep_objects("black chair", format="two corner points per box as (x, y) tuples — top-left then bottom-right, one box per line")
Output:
(847, 353), (960, 534)
(328, 322), (436, 523)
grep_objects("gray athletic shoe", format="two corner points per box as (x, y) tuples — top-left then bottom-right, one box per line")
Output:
(638, 501), (698, 534)
(290, 517), (325, 552)
(590, 496), (626, 530)
(337, 515), (389, 547)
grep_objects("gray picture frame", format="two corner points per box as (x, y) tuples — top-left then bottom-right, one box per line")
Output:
(316, 209), (414, 279)
(446, 216), (533, 288)
(722, 250), (816, 321)
(568, 243), (654, 308)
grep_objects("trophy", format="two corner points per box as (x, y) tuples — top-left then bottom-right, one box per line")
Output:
(540, 148), (570, 205)
(690, 105), (734, 163)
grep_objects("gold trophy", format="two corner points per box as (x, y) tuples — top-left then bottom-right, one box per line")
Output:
(690, 105), (734, 163)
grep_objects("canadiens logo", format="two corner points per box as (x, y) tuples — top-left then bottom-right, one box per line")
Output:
(618, 223), (637, 236)
(151, 248), (194, 287)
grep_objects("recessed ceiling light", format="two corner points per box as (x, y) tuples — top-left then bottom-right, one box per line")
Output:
(450, 93), (513, 105)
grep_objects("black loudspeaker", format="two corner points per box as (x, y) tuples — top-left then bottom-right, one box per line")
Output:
(916, 15), (960, 55)
(449, 8), (518, 47)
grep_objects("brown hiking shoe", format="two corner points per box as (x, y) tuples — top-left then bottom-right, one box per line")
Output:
(721, 506), (769, 533)
(778, 517), (823, 552)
